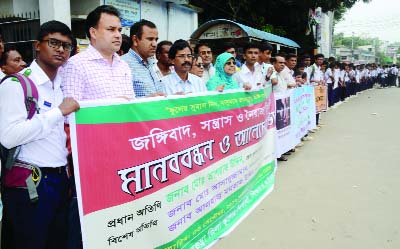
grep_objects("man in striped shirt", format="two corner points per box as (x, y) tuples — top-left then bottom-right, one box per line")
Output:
(122, 19), (165, 97)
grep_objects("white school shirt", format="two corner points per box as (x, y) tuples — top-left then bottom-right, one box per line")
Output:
(271, 70), (287, 93)
(261, 62), (274, 87)
(325, 68), (333, 84)
(333, 68), (340, 89)
(0, 60), (67, 167)
(201, 64), (215, 83)
(162, 72), (207, 95)
(233, 63), (264, 89)
(309, 63), (323, 85)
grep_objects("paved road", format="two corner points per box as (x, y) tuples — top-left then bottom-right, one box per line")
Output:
(213, 88), (400, 249)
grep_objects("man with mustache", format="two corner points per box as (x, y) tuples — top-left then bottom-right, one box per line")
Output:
(122, 19), (165, 97)
(162, 39), (207, 95)
(60, 5), (134, 249)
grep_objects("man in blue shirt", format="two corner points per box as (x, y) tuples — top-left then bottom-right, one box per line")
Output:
(122, 19), (165, 97)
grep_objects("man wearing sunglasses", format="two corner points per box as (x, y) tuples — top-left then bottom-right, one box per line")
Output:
(0, 20), (79, 249)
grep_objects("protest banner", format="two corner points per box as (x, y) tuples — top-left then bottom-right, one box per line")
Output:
(315, 85), (328, 113)
(275, 86), (316, 157)
(69, 89), (277, 249)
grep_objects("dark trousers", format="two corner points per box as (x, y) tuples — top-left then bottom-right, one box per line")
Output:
(327, 83), (333, 107)
(67, 176), (82, 249)
(1, 170), (69, 249)
(332, 87), (340, 104)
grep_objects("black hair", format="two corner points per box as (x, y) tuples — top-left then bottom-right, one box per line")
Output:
(301, 54), (311, 61)
(156, 40), (173, 56)
(70, 37), (78, 56)
(130, 19), (156, 39)
(296, 62), (306, 69)
(285, 53), (297, 61)
(294, 69), (303, 77)
(168, 39), (192, 59)
(37, 20), (73, 42)
(315, 53), (324, 59)
(222, 42), (235, 52)
(86, 5), (120, 39)
(242, 42), (259, 53)
(120, 34), (132, 54)
(271, 53), (286, 63)
(194, 43), (211, 54)
(259, 42), (273, 53)
(0, 44), (19, 66)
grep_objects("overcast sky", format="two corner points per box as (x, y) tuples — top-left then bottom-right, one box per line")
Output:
(334, 0), (400, 43)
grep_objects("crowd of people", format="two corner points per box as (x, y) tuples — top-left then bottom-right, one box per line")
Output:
(0, 4), (399, 249)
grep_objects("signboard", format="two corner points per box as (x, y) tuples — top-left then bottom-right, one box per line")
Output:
(105, 0), (141, 27)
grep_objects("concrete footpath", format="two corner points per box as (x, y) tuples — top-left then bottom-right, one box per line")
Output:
(213, 88), (400, 249)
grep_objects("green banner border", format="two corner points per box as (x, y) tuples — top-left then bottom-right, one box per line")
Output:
(156, 161), (276, 249)
(75, 89), (271, 124)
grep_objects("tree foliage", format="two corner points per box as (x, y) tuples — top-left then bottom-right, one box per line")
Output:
(189, 0), (371, 52)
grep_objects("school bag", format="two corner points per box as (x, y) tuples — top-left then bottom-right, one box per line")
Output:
(0, 73), (40, 201)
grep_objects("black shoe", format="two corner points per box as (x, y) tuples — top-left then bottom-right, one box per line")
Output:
(277, 156), (288, 161)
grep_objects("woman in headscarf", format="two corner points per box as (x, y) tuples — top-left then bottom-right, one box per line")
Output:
(206, 52), (240, 92)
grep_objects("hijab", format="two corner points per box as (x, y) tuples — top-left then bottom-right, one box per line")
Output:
(206, 52), (239, 90)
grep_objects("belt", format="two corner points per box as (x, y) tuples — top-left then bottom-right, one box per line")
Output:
(40, 166), (67, 174)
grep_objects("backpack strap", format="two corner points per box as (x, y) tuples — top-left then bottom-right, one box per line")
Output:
(0, 73), (39, 170)
(1, 73), (39, 119)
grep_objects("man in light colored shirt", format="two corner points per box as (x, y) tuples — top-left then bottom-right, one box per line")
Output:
(194, 43), (215, 82)
(271, 54), (286, 93)
(61, 5), (134, 101)
(0, 20), (79, 249)
(258, 42), (274, 87)
(162, 40), (207, 95)
(280, 53), (297, 88)
(122, 19), (165, 97)
(233, 42), (262, 90)
(61, 6), (135, 249)
(153, 40), (173, 82)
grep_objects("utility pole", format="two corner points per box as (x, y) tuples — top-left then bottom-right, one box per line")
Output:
(351, 32), (354, 63)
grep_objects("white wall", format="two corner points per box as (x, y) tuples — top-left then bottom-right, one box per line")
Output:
(13, 0), (39, 14)
(140, 0), (198, 42)
(39, 0), (71, 27)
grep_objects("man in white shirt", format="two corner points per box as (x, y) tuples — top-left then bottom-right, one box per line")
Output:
(0, 20), (79, 249)
(258, 42), (274, 87)
(280, 53), (297, 89)
(194, 43), (215, 82)
(162, 40), (207, 95)
(271, 54), (286, 93)
(154, 40), (173, 81)
(233, 42), (263, 90)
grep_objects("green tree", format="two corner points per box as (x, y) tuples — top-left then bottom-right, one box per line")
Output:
(189, 0), (371, 52)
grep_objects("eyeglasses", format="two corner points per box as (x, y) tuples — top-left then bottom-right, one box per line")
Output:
(194, 63), (205, 68)
(42, 38), (73, 52)
(176, 54), (193, 59)
(225, 61), (235, 66)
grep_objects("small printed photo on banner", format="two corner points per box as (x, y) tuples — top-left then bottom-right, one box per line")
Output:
(276, 97), (291, 130)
